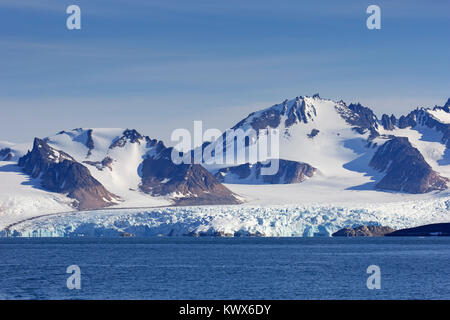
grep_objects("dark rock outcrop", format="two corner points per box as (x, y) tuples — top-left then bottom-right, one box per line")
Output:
(370, 137), (448, 193)
(307, 129), (320, 138)
(332, 225), (395, 237)
(215, 159), (316, 184)
(381, 101), (450, 150)
(284, 97), (315, 127)
(386, 223), (450, 236)
(381, 114), (397, 130)
(0, 148), (13, 161)
(83, 157), (114, 171)
(18, 138), (118, 210)
(402, 106), (450, 147)
(336, 102), (379, 139)
(347, 103), (378, 130)
(398, 111), (417, 129)
(140, 147), (239, 205)
(444, 98), (450, 111)
(233, 96), (317, 132)
(145, 137), (166, 152)
(395, 103), (450, 147)
(86, 129), (95, 156)
(421, 107), (450, 148)
(109, 129), (144, 149)
(250, 108), (282, 131)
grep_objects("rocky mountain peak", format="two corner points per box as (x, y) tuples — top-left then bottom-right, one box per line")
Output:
(444, 98), (450, 111)
(123, 129), (144, 143)
(369, 136), (448, 193)
(109, 129), (145, 149)
(140, 146), (239, 205)
(381, 114), (397, 130)
(19, 138), (119, 210)
(334, 102), (379, 138)
(31, 138), (76, 164)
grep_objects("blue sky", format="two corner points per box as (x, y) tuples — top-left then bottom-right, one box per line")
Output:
(1, 0), (449, 144)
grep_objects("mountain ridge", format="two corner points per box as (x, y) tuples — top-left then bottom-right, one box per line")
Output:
(1, 94), (449, 215)
(201, 94), (450, 193)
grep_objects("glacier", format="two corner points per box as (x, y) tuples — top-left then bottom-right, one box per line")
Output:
(2, 196), (449, 237)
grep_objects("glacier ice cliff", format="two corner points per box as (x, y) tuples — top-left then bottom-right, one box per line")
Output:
(2, 197), (450, 237)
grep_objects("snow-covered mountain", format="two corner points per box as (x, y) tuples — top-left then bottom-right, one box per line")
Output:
(18, 137), (120, 210)
(1, 94), (449, 235)
(204, 95), (450, 194)
(0, 128), (239, 220)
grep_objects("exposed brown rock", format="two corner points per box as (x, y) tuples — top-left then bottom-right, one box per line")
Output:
(83, 157), (114, 171)
(216, 159), (316, 184)
(140, 147), (239, 205)
(370, 137), (448, 193)
(332, 225), (395, 237)
(18, 138), (119, 210)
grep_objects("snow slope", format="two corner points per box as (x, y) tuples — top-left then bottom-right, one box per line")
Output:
(224, 179), (449, 206)
(0, 161), (74, 228)
(427, 108), (450, 124)
(44, 128), (171, 208)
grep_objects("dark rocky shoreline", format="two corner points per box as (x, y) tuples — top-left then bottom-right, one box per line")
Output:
(386, 223), (450, 237)
(333, 223), (450, 237)
(332, 225), (395, 237)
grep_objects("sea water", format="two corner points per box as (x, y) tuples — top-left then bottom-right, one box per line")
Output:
(0, 237), (449, 300)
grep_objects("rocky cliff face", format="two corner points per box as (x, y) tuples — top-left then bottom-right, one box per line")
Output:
(381, 114), (397, 130)
(370, 137), (448, 193)
(386, 223), (450, 237)
(83, 157), (114, 171)
(417, 107), (450, 148)
(18, 138), (119, 210)
(215, 159), (316, 184)
(381, 104), (450, 147)
(347, 103), (379, 132)
(232, 96), (319, 133)
(332, 225), (395, 237)
(0, 148), (13, 161)
(140, 147), (239, 205)
(109, 129), (144, 149)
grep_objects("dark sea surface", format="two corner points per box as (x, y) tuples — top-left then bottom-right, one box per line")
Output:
(0, 237), (449, 300)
